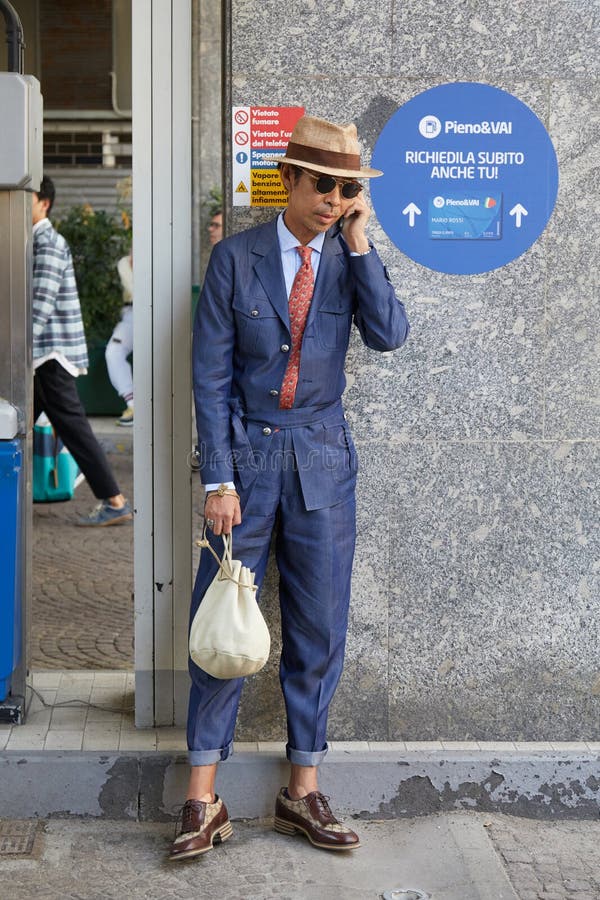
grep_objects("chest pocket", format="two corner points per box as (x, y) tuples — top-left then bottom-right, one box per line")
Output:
(232, 295), (281, 355)
(316, 297), (352, 351)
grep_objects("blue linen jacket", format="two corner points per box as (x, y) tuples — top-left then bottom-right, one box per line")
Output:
(193, 217), (409, 510)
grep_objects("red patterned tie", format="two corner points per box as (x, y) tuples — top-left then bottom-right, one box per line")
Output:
(279, 246), (314, 409)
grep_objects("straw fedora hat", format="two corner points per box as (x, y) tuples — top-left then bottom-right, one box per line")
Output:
(276, 115), (383, 179)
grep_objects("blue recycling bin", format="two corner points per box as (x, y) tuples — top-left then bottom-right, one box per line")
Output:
(0, 403), (22, 703)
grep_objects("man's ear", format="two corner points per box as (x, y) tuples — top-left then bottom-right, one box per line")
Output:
(279, 164), (292, 194)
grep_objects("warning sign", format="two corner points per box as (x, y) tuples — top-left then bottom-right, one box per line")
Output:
(232, 105), (304, 207)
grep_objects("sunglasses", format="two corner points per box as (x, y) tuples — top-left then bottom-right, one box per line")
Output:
(302, 170), (363, 200)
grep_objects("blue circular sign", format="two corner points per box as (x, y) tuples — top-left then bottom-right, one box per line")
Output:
(371, 83), (559, 275)
(236, 151), (249, 164)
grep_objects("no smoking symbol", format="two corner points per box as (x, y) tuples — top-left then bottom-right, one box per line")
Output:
(235, 110), (249, 125)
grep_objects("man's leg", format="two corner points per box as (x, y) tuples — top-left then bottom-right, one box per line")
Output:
(187, 763), (217, 802)
(171, 505), (277, 862)
(186, 508), (276, 765)
(105, 307), (134, 404)
(34, 360), (122, 501)
(273, 485), (360, 849)
(276, 492), (356, 764)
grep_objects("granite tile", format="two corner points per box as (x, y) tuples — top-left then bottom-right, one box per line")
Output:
(330, 511), (390, 741)
(544, 284), (600, 441)
(232, 0), (393, 77)
(544, 79), (600, 440)
(392, 0), (549, 78)
(345, 291), (546, 442)
(547, 1), (600, 77)
(383, 441), (599, 740)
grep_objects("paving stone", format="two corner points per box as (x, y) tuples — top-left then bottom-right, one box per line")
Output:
(487, 816), (600, 900)
(32, 450), (134, 671)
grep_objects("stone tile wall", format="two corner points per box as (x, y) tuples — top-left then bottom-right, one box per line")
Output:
(228, 0), (599, 740)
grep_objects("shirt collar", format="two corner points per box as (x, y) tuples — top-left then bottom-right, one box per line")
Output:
(277, 212), (326, 256)
(33, 218), (52, 236)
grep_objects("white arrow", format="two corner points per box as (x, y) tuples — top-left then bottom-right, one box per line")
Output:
(402, 202), (421, 227)
(509, 203), (528, 228)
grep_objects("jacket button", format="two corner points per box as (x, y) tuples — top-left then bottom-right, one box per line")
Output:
(262, 426), (272, 436)
(280, 343), (290, 352)
(251, 308), (259, 317)
(269, 389), (279, 397)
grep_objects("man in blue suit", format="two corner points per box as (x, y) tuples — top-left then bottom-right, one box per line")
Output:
(170, 115), (409, 861)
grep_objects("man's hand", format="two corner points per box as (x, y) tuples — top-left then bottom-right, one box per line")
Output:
(204, 493), (241, 535)
(341, 191), (371, 254)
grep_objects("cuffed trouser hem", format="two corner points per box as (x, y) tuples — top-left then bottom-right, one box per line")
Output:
(286, 743), (328, 766)
(188, 740), (233, 766)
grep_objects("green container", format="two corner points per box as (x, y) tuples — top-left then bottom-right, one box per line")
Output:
(76, 341), (124, 416)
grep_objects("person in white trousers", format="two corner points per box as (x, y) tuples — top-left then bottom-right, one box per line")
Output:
(105, 252), (134, 426)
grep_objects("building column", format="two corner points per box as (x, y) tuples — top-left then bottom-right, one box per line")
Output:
(132, 0), (192, 726)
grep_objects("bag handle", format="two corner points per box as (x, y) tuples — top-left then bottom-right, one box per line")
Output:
(195, 526), (257, 591)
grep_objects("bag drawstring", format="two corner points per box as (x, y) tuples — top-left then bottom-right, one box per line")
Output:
(195, 527), (257, 591)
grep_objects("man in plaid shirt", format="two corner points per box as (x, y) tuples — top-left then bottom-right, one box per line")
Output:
(32, 176), (132, 526)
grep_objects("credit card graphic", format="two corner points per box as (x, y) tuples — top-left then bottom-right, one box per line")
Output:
(428, 192), (503, 240)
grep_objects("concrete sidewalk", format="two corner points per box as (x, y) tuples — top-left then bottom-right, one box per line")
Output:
(0, 813), (519, 900)
(3, 811), (600, 899)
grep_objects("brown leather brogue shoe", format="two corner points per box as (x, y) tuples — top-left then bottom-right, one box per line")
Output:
(273, 788), (361, 850)
(169, 796), (232, 861)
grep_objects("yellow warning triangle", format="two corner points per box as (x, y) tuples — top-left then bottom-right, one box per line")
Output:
(235, 181), (249, 193)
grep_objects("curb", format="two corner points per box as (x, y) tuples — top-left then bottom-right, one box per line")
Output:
(1, 748), (599, 822)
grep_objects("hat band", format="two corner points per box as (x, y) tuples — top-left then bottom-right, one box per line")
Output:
(285, 141), (361, 172)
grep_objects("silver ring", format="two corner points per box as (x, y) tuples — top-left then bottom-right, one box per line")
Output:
(206, 518), (215, 528)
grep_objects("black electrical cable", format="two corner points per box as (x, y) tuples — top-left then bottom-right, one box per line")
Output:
(25, 683), (134, 716)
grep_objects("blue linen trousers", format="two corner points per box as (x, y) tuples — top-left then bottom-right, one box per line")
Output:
(187, 423), (356, 767)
